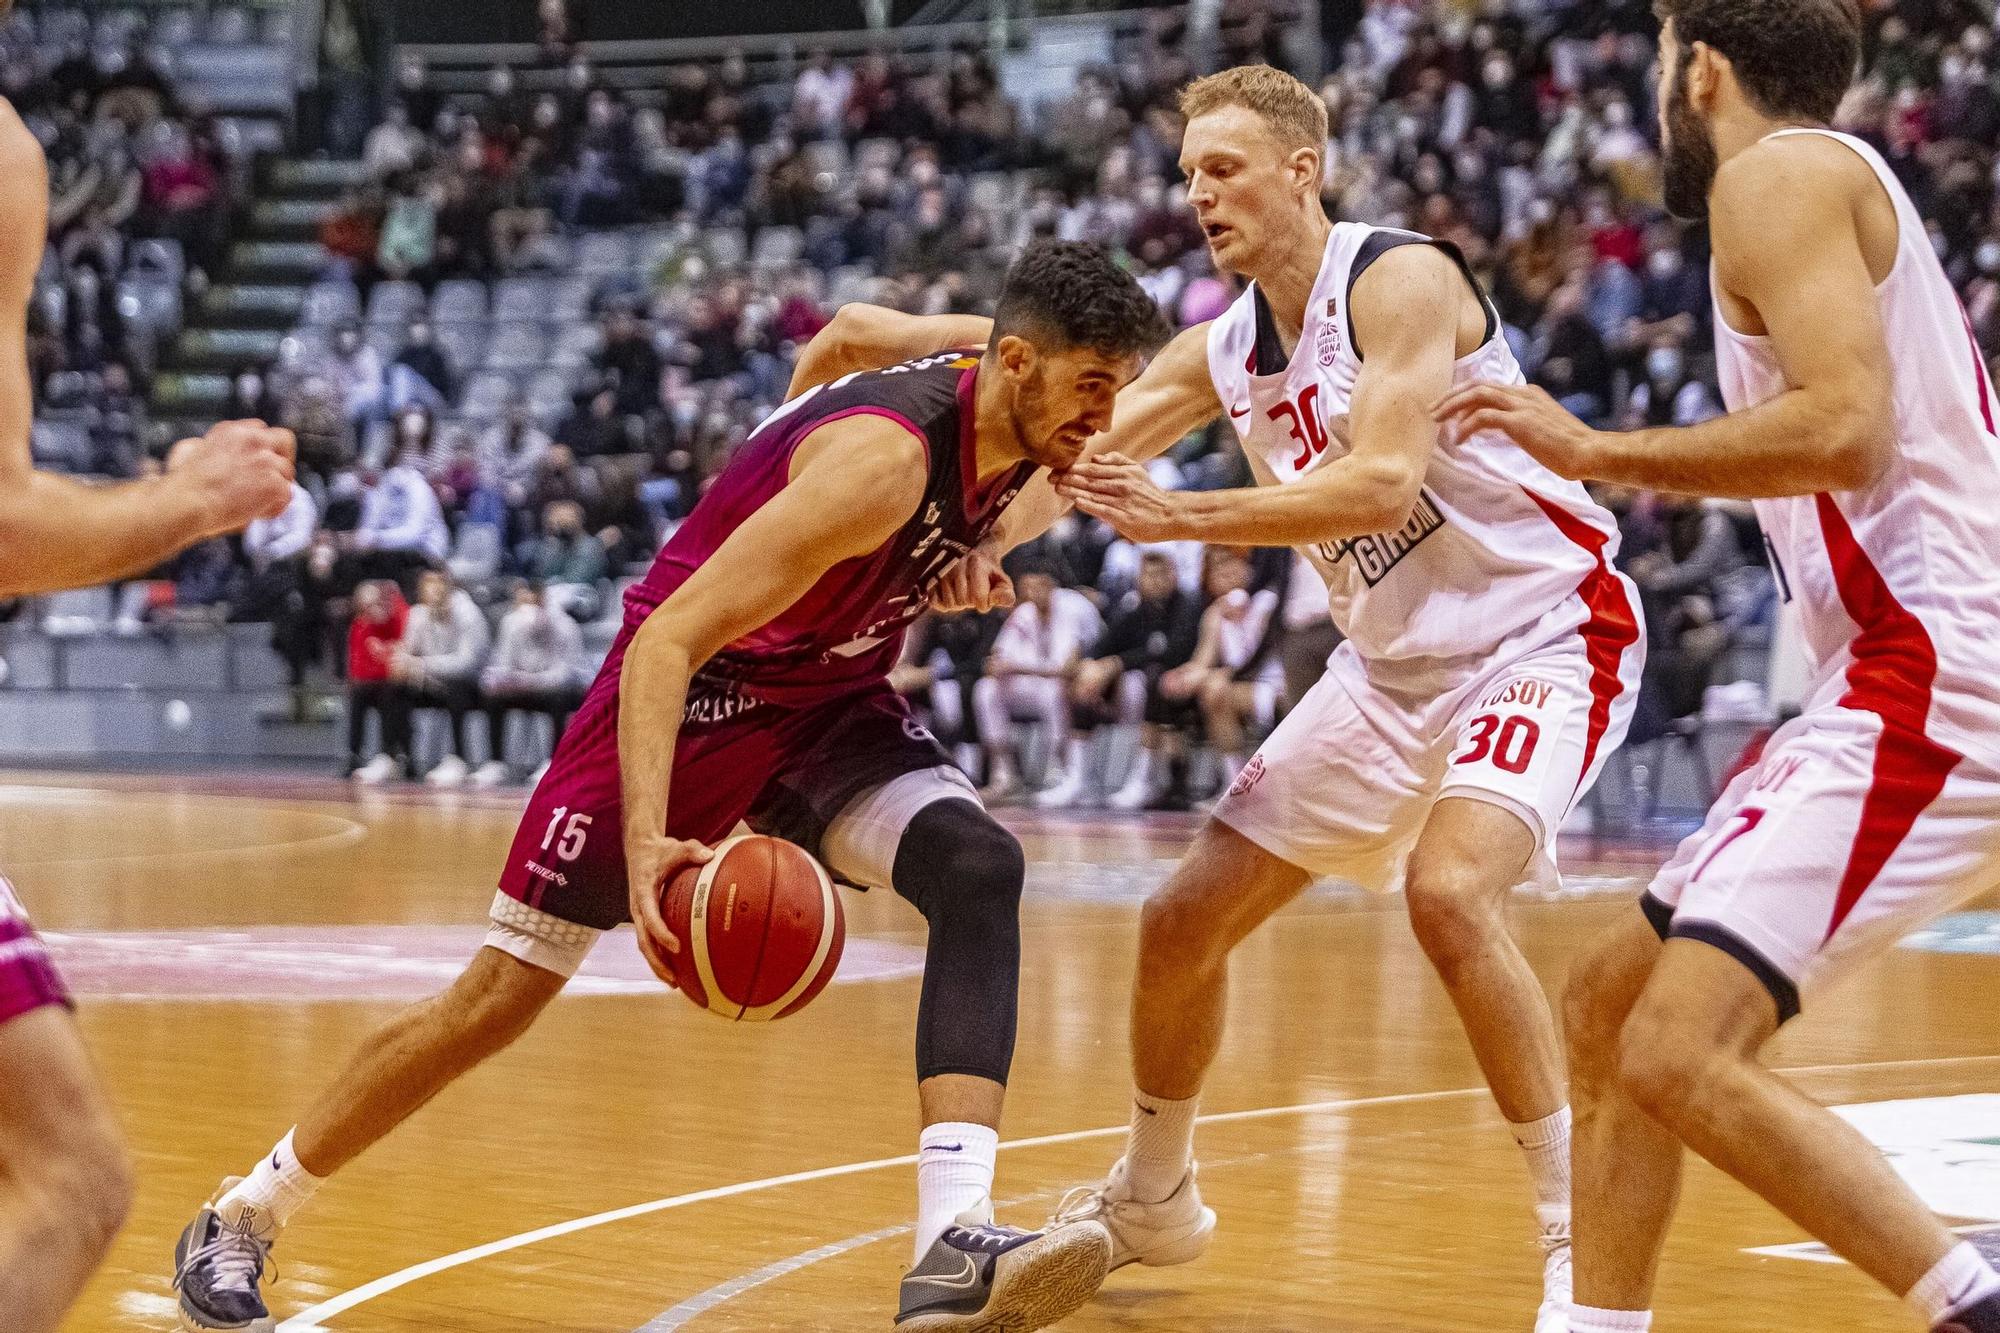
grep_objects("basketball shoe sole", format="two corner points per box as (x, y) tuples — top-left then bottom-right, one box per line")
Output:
(897, 1219), (1112, 1332)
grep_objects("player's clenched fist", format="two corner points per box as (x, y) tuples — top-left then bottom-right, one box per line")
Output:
(168, 418), (298, 536)
(930, 542), (1015, 613)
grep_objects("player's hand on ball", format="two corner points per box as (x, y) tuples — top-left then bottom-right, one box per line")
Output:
(627, 833), (713, 985)
(169, 419), (298, 535)
(1054, 453), (1186, 543)
(1432, 382), (1600, 480)
(931, 544), (1015, 613)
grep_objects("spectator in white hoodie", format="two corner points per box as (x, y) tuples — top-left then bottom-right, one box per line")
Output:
(387, 569), (490, 786)
(344, 445), (449, 593)
(473, 583), (586, 787)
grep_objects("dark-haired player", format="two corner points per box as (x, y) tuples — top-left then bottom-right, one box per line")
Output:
(0, 58), (296, 1333)
(172, 241), (1169, 1333)
(1436, 2), (2000, 1328)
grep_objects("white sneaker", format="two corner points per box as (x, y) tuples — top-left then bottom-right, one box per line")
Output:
(1535, 1208), (1572, 1333)
(1051, 1156), (1215, 1272)
(470, 760), (512, 789)
(1034, 765), (1090, 809)
(425, 755), (470, 787)
(352, 754), (399, 785)
(1107, 774), (1157, 811)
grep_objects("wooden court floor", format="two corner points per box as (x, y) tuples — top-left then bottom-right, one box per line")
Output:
(6, 769), (1996, 1331)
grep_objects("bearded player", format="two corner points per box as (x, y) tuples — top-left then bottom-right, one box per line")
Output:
(0, 85), (295, 1333)
(1436, 2), (2000, 1329)
(171, 241), (1167, 1333)
(935, 67), (1644, 1328)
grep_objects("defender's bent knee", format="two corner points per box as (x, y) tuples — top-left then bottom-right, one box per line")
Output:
(1402, 864), (1510, 983)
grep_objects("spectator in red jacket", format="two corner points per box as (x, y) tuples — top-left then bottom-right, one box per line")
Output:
(345, 580), (408, 781)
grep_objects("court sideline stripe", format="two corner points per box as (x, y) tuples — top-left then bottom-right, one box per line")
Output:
(274, 1053), (2000, 1330)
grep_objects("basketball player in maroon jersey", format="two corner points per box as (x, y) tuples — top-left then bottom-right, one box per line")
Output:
(0, 76), (296, 1333)
(1437, 2), (2000, 1329)
(174, 241), (1168, 1333)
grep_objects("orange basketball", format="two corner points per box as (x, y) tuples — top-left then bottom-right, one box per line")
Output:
(659, 834), (845, 1021)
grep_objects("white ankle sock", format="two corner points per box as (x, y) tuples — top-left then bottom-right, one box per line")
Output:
(220, 1128), (325, 1231)
(1570, 1305), (1653, 1331)
(1510, 1106), (1573, 1215)
(1908, 1242), (2000, 1326)
(1125, 1089), (1198, 1203)
(913, 1122), (997, 1264)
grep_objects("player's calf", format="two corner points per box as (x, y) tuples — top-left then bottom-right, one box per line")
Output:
(0, 1006), (135, 1333)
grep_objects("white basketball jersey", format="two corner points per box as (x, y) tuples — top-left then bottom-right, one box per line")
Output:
(1714, 129), (2000, 764)
(1207, 222), (1621, 668)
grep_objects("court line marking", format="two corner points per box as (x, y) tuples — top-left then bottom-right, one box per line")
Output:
(637, 1142), (1326, 1331)
(273, 1053), (2000, 1330)
(635, 1224), (911, 1331)
(0, 785), (369, 867)
(273, 1086), (1494, 1330)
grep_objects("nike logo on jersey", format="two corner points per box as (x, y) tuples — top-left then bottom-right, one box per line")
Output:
(1228, 404), (1250, 419)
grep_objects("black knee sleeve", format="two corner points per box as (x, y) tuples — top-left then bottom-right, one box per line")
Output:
(890, 799), (1025, 1086)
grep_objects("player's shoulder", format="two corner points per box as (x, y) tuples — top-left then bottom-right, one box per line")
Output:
(1712, 131), (1877, 230)
(0, 99), (45, 191)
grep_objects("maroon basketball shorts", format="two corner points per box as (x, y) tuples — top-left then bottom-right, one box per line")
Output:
(0, 877), (71, 1024)
(496, 625), (953, 940)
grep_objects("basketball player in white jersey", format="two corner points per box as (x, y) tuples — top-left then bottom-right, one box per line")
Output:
(0, 73), (295, 1331)
(1435, 3), (2000, 1330)
(937, 65), (1644, 1327)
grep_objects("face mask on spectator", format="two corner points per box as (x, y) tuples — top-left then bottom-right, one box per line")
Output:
(1979, 241), (2000, 275)
(1648, 248), (1683, 279)
(1647, 347), (1684, 384)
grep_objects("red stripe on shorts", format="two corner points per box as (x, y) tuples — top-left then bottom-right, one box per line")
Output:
(1814, 495), (1961, 941)
(1523, 489), (1641, 798)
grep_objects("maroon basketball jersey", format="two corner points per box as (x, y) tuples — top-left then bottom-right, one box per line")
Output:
(627, 351), (1035, 708)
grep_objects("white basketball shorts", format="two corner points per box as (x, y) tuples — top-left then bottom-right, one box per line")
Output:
(1643, 705), (2000, 1021)
(1213, 585), (1643, 890)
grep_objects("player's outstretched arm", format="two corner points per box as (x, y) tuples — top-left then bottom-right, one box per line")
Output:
(0, 110), (293, 596)
(617, 414), (926, 977)
(932, 322), (1221, 613)
(1435, 135), (1892, 499)
(1056, 252), (1450, 546)
(785, 303), (994, 400)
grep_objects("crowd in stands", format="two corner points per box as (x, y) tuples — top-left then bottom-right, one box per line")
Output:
(13, 0), (2000, 794)
(4, 6), (255, 474)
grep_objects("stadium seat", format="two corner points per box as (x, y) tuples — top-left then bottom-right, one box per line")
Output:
(365, 280), (426, 329)
(301, 280), (361, 328)
(430, 279), (488, 325)
(492, 276), (554, 324)
(483, 323), (548, 372)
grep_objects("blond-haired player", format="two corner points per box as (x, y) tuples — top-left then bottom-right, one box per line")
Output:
(1438, 1), (2000, 1328)
(0, 72), (295, 1332)
(938, 65), (1643, 1328)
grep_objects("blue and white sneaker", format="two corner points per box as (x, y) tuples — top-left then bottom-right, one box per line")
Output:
(173, 1178), (277, 1332)
(896, 1209), (1111, 1331)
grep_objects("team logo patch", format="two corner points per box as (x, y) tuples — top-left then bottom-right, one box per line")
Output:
(1317, 297), (1341, 366)
(1228, 755), (1267, 797)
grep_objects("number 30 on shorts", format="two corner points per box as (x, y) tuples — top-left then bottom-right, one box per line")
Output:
(1453, 713), (1541, 775)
